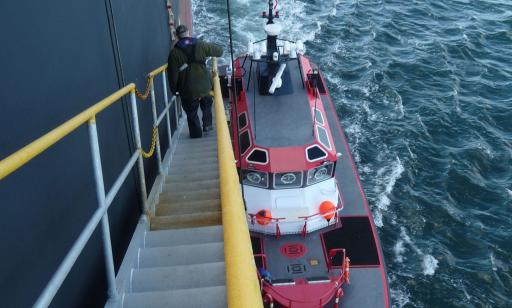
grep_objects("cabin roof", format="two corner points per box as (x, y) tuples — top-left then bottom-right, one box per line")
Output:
(243, 58), (315, 148)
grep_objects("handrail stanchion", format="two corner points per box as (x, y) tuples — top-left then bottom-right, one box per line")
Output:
(162, 71), (173, 147)
(212, 58), (264, 308)
(129, 90), (148, 213)
(87, 117), (118, 300)
(174, 95), (180, 126)
(149, 79), (163, 174)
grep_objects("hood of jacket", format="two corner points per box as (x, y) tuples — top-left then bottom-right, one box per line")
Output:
(176, 37), (197, 49)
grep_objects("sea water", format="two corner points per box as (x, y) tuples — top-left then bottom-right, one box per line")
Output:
(192, 0), (512, 306)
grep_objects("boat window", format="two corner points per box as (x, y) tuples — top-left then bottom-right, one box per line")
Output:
(313, 108), (325, 126)
(273, 172), (303, 189)
(238, 112), (248, 130)
(316, 126), (331, 150)
(240, 130), (251, 155)
(247, 148), (268, 164)
(306, 145), (327, 162)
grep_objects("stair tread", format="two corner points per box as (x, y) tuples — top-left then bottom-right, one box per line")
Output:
(156, 198), (221, 216)
(172, 149), (217, 158)
(168, 164), (218, 175)
(144, 225), (223, 248)
(130, 262), (226, 293)
(122, 286), (226, 308)
(159, 189), (220, 204)
(165, 172), (219, 183)
(150, 211), (222, 230)
(162, 179), (219, 191)
(138, 242), (224, 268)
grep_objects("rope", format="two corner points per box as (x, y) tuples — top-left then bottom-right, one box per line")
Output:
(141, 126), (158, 158)
(135, 76), (153, 100)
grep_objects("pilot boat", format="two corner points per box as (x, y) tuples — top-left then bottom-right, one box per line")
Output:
(219, 1), (391, 307)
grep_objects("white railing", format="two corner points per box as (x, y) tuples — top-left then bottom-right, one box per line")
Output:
(0, 65), (179, 307)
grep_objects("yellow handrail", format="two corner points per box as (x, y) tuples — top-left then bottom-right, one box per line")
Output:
(149, 64), (168, 78)
(0, 64), (170, 181)
(212, 58), (264, 308)
(0, 83), (136, 180)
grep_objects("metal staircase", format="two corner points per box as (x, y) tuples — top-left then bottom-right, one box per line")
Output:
(115, 119), (227, 307)
(151, 125), (221, 230)
(2, 61), (262, 308)
(119, 225), (226, 307)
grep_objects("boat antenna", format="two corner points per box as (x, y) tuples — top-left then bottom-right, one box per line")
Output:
(313, 69), (318, 136)
(253, 69), (257, 140)
(226, 0), (246, 207)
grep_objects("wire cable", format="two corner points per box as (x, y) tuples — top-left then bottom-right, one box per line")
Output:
(226, 0), (246, 208)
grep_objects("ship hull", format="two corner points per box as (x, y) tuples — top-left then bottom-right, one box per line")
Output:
(226, 52), (390, 307)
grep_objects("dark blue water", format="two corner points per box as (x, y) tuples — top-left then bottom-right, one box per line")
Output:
(192, 0), (512, 306)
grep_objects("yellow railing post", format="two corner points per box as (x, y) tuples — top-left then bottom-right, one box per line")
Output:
(0, 84), (135, 180)
(212, 58), (264, 308)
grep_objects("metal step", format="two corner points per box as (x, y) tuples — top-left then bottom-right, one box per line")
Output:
(165, 170), (219, 182)
(144, 225), (223, 248)
(172, 148), (217, 160)
(159, 188), (220, 204)
(178, 131), (217, 141)
(150, 211), (222, 230)
(178, 135), (217, 143)
(122, 286), (226, 308)
(137, 242), (224, 268)
(156, 198), (221, 216)
(162, 179), (219, 193)
(169, 156), (218, 169)
(178, 143), (217, 153)
(130, 262), (226, 293)
(176, 137), (218, 147)
(168, 163), (218, 176)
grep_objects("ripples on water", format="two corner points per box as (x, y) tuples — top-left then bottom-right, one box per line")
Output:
(192, 0), (512, 306)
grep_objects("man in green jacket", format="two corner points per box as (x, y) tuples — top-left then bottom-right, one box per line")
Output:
(167, 25), (223, 138)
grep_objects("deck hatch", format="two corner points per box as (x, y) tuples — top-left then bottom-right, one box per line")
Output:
(287, 264), (306, 274)
(322, 217), (380, 266)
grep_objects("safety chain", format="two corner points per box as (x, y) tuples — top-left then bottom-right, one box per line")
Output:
(141, 126), (158, 158)
(135, 76), (153, 101)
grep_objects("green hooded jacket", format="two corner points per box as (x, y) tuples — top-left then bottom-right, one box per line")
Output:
(167, 38), (223, 99)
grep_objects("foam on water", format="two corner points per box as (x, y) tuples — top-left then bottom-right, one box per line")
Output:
(373, 156), (404, 227)
(422, 254), (439, 276)
(192, 0), (512, 305)
(396, 226), (439, 276)
(393, 238), (406, 263)
(390, 287), (411, 308)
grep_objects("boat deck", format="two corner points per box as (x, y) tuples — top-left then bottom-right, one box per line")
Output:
(240, 55), (389, 307)
(243, 58), (315, 148)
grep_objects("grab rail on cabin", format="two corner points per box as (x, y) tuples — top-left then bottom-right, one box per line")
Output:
(212, 58), (264, 308)
(0, 64), (179, 307)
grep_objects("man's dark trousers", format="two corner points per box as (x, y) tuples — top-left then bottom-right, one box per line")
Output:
(181, 96), (213, 138)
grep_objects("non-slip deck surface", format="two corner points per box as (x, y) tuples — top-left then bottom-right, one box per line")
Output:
(243, 58), (315, 148)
